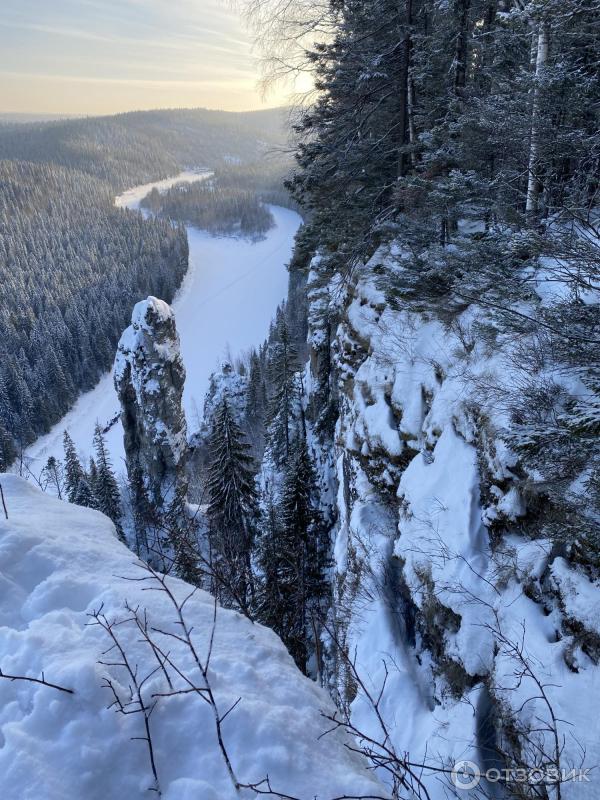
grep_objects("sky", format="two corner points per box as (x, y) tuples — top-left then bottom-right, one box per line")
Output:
(0, 0), (288, 115)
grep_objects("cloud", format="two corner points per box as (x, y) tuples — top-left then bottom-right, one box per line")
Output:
(0, 0), (289, 113)
(0, 70), (256, 88)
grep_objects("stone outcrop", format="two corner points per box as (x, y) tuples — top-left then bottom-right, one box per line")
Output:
(114, 296), (188, 508)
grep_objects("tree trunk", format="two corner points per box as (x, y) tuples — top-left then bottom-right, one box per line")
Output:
(397, 0), (413, 178)
(454, 0), (471, 93)
(526, 22), (549, 218)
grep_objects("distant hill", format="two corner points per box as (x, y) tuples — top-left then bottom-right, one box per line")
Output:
(0, 107), (292, 190)
(0, 113), (85, 124)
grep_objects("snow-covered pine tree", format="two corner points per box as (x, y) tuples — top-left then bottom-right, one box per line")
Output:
(63, 430), (85, 504)
(0, 370), (16, 468)
(246, 348), (267, 426)
(255, 487), (284, 629)
(92, 423), (125, 542)
(267, 314), (300, 463)
(72, 475), (97, 510)
(88, 457), (98, 496)
(125, 466), (151, 557)
(257, 432), (330, 673)
(206, 398), (258, 614)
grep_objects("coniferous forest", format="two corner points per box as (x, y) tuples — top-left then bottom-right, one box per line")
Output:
(141, 180), (275, 237)
(0, 108), (290, 465)
(0, 159), (188, 463)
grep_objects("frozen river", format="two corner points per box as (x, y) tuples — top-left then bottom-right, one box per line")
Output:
(25, 171), (301, 471)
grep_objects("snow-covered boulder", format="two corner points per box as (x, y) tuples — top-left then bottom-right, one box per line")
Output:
(114, 297), (188, 507)
(0, 475), (385, 800)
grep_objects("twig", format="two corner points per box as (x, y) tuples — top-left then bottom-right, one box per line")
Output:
(138, 564), (241, 793)
(0, 481), (8, 520)
(89, 606), (162, 796)
(0, 667), (74, 694)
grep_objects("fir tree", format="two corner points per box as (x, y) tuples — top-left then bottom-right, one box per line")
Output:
(127, 465), (155, 557)
(267, 315), (300, 463)
(88, 457), (99, 496)
(72, 476), (97, 510)
(63, 430), (85, 503)
(246, 349), (267, 425)
(92, 423), (125, 542)
(206, 399), (258, 613)
(257, 434), (330, 673)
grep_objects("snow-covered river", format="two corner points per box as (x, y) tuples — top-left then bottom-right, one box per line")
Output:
(25, 171), (301, 471)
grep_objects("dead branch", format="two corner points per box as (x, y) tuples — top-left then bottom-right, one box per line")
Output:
(0, 666), (74, 694)
(88, 605), (162, 796)
(0, 481), (7, 519)
(134, 563), (241, 793)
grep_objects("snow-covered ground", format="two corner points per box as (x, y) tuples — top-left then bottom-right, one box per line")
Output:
(24, 172), (300, 473)
(0, 475), (384, 800)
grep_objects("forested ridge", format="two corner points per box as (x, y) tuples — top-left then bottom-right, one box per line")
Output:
(0, 160), (188, 464)
(0, 107), (290, 190)
(140, 154), (299, 237)
(0, 107), (292, 466)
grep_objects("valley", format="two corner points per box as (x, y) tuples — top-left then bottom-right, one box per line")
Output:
(24, 172), (300, 470)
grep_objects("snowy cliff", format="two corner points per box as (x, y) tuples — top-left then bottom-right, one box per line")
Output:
(304, 245), (600, 799)
(0, 475), (385, 800)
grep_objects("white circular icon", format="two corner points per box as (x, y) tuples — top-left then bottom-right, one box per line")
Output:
(451, 760), (481, 790)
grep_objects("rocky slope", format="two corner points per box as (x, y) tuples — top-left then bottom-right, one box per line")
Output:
(304, 244), (599, 799)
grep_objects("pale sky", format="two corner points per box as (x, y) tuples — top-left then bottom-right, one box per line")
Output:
(0, 0), (288, 114)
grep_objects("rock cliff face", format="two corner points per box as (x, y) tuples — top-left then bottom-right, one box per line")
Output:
(114, 297), (188, 508)
(303, 247), (600, 799)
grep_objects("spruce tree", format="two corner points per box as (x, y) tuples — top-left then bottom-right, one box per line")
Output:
(257, 434), (330, 673)
(88, 457), (99, 496)
(206, 399), (258, 613)
(92, 423), (125, 542)
(127, 465), (155, 557)
(246, 349), (266, 424)
(267, 315), (300, 463)
(63, 430), (85, 503)
(0, 370), (15, 469)
(73, 476), (97, 510)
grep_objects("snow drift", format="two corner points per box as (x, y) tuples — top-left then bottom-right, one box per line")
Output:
(0, 475), (383, 800)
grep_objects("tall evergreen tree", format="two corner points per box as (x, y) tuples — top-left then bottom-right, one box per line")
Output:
(206, 399), (258, 614)
(257, 434), (330, 673)
(63, 430), (85, 504)
(92, 423), (125, 542)
(267, 315), (300, 463)
(246, 348), (267, 425)
(73, 476), (97, 510)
